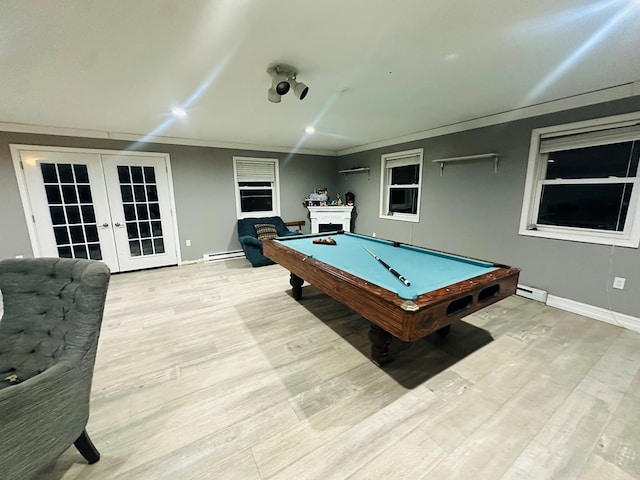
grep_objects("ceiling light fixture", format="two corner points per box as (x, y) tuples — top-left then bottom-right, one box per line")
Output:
(267, 64), (309, 103)
(305, 125), (315, 134)
(171, 106), (187, 117)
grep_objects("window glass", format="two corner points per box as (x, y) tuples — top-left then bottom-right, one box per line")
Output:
(240, 189), (273, 212)
(538, 183), (632, 231)
(546, 142), (639, 180)
(391, 165), (419, 185)
(239, 181), (271, 187)
(389, 188), (418, 214)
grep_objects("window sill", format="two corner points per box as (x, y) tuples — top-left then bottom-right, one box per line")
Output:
(238, 211), (280, 220)
(518, 227), (638, 248)
(379, 213), (420, 223)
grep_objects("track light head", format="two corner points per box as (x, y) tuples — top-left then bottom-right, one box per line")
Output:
(274, 77), (290, 95)
(270, 68), (291, 96)
(267, 87), (281, 103)
(290, 78), (309, 100)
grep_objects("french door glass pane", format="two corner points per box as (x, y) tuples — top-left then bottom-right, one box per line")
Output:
(41, 162), (102, 261)
(117, 165), (165, 257)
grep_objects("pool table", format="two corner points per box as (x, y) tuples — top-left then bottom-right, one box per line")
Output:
(263, 231), (520, 366)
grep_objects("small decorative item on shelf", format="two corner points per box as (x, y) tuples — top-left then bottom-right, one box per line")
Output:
(336, 194), (342, 206)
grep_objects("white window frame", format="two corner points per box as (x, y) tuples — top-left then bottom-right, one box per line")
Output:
(519, 111), (640, 248)
(233, 157), (281, 219)
(379, 148), (424, 223)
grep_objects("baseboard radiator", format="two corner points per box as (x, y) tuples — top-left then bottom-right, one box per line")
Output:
(203, 250), (245, 262)
(516, 284), (548, 303)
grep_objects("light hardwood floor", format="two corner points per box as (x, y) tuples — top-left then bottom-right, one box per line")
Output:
(33, 259), (640, 480)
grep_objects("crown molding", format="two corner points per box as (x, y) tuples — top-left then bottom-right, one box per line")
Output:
(0, 122), (336, 157)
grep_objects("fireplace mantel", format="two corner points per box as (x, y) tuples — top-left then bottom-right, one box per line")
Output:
(307, 206), (354, 233)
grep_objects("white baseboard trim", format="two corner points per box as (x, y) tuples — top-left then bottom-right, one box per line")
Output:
(180, 259), (202, 265)
(546, 295), (640, 334)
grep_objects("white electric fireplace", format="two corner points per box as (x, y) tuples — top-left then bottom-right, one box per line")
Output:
(307, 206), (354, 233)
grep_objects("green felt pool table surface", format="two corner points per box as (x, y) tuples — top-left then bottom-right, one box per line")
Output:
(276, 232), (499, 300)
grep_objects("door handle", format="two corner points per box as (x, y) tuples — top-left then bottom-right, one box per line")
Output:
(114, 222), (124, 228)
(100, 222), (110, 228)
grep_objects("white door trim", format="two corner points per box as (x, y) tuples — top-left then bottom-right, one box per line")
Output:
(9, 144), (182, 268)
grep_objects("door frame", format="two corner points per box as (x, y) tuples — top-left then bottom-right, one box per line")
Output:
(10, 144), (182, 268)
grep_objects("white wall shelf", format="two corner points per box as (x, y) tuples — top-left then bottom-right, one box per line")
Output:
(432, 153), (500, 176)
(338, 167), (370, 179)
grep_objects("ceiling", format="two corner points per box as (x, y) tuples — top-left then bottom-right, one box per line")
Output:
(2, 0), (640, 156)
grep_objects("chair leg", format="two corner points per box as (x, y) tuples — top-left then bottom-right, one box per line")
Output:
(74, 429), (101, 464)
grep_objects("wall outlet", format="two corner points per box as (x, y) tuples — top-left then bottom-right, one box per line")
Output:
(372, 232), (376, 237)
(185, 239), (191, 247)
(613, 277), (626, 290)
(15, 255), (24, 259)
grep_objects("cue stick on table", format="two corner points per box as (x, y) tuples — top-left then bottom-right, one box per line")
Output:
(361, 245), (411, 286)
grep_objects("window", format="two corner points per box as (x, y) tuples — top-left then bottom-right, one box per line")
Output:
(520, 112), (640, 247)
(379, 148), (423, 222)
(233, 157), (280, 218)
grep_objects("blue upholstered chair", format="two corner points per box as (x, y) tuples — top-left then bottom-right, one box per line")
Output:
(237, 216), (300, 267)
(0, 258), (110, 480)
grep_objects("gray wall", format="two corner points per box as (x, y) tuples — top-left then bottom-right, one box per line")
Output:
(0, 131), (337, 262)
(2, 97), (639, 317)
(337, 96), (640, 318)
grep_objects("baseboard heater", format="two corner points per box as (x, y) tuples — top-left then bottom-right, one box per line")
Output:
(203, 250), (245, 262)
(516, 284), (548, 303)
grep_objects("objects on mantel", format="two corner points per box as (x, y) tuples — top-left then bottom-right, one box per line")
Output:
(432, 153), (500, 176)
(345, 191), (355, 206)
(304, 187), (328, 206)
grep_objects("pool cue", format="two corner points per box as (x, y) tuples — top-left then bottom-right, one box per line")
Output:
(361, 245), (411, 286)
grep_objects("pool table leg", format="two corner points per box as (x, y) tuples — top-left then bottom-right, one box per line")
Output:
(436, 325), (451, 337)
(290, 273), (304, 300)
(369, 323), (393, 367)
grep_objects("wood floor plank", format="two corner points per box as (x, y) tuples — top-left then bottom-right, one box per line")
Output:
(501, 389), (611, 479)
(580, 454), (639, 480)
(267, 392), (435, 480)
(22, 260), (640, 480)
(589, 368), (640, 479)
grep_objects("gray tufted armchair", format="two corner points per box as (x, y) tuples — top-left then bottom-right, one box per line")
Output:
(0, 257), (110, 480)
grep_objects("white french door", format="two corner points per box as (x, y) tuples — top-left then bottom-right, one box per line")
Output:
(101, 154), (178, 271)
(13, 146), (179, 273)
